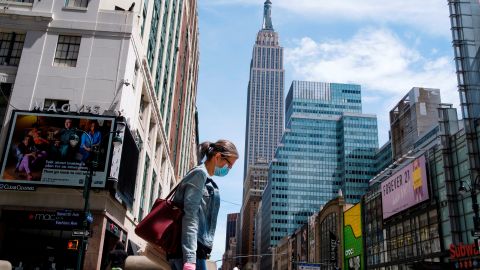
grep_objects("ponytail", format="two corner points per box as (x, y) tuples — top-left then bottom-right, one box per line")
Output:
(197, 140), (239, 165)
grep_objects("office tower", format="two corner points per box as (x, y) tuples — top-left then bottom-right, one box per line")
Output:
(260, 81), (378, 269)
(448, 0), (480, 193)
(389, 87), (441, 160)
(225, 213), (240, 250)
(0, 0), (199, 268)
(243, 0), (284, 177)
(222, 213), (240, 270)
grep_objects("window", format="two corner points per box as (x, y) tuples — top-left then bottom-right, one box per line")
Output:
(54, 35), (81, 67)
(65, 0), (88, 8)
(0, 83), (12, 134)
(0, 32), (25, 66)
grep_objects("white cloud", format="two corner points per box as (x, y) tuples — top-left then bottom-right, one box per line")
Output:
(284, 28), (460, 144)
(203, 0), (451, 37)
(285, 28), (458, 104)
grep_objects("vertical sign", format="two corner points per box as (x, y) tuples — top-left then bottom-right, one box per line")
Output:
(344, 203), (364, 270)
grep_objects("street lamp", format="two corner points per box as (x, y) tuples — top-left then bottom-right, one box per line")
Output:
(458, 175), (480, 239)
(75, 127), (122, 270)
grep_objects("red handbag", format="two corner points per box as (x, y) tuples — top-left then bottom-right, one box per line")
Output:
(134, 184), (183, 253)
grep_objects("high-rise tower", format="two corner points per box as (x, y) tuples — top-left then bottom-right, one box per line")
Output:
(240, 1), (284, 268)
(260, 81), (378, 269)
(244, 0), (284, 177)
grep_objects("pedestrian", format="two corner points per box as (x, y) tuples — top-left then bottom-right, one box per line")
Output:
(169, 140), (239, 270)
(108, 241), (128, 270)
(233, 263), (240, 270)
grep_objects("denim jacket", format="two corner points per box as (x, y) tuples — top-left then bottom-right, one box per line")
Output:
(172, 164), (220, 263)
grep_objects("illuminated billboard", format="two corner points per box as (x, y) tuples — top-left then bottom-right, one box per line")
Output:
(343, 203), (364, 270)
(1, 111), (115, 188)
(381, 155), (429, 219)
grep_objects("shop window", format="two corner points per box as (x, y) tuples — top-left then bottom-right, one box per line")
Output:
(65, 0), (88, 8)
(54, 35), (81, 67)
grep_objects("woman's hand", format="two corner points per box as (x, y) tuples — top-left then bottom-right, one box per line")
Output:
(183, 262), (196, 270)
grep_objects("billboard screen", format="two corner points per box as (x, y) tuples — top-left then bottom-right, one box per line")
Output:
(344, 203), (364, 270)
(381, 155), (429, 219)
(1, 111), (115, 188)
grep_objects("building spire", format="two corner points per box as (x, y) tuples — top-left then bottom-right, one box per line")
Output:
(262, 0), (273, 30)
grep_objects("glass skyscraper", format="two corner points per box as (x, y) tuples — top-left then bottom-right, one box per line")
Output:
(448, 0), (480, 204)
(260, 81), (378, 267)
(243, 0), (284, 177)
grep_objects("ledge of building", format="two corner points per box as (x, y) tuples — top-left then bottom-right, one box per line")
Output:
(0, 5), (53, 20)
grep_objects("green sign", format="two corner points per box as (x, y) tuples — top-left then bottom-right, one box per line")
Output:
(343, 203), (364, 270)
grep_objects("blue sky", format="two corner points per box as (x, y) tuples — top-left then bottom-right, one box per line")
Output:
(195, 0), (459, 264)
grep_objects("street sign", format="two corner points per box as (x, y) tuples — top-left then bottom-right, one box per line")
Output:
(86, 212), (94, 223)
(472, 230), (480, 238)
(297, 263), (321, 270)
(72, 230), (90, 237)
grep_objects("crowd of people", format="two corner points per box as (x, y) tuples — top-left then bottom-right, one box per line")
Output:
(13, 118), (103, 180)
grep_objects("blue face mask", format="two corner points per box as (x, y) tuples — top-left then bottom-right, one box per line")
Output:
(214, 164), (230, 177)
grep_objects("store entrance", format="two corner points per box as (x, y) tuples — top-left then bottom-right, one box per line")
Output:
(0, 210), (82, 270)
(1, 227), (78, 270)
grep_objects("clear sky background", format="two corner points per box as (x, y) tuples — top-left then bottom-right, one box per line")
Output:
(195, 0), (459, 265)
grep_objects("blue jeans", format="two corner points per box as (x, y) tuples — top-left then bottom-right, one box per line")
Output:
(169, 259), (206, 270)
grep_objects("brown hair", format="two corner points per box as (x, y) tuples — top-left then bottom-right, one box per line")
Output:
(197, 140), (239, 164)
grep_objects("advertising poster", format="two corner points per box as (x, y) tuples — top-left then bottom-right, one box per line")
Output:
(381, 155), (429, 219)
(344, 203), (364, 270)
(1, 111), (115, 188)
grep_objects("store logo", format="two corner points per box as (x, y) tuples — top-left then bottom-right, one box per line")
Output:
(31, 101), (102, 115)
(450, 243), (480, 259)
(34, 213), (56, 222)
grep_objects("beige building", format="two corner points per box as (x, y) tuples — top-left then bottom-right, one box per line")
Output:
(0, 0), (199, 269)
(271, 194), (351, 270)
(390, 87), (441, 160)
(240, 161), (268, 269)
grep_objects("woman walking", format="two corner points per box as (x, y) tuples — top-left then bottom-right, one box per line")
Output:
(169, 140), (239, 270)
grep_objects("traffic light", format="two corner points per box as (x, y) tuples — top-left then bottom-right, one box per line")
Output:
(67, 240), (79, 250)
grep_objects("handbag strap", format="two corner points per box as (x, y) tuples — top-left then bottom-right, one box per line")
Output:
(165, 166), (201, 200)
(165, 183), (180, 200)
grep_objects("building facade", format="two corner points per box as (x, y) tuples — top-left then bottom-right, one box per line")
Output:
(260, 81), (378, 269)
(240, 161), (269, 269)
(272, 196), (350, 270)
(389, 87), (441, 160)
(448, 0), (480, 237)
(243, 0), (284, 176)
(225, 213), (240, 251)
(0, 0), (199, 269)
(222, 213), (240, 270)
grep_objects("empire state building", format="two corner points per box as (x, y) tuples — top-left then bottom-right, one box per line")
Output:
(239, 1), (284, 268)
(243, 0), (284, 177)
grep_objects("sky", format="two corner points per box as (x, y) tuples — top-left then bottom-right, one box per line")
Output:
(195, 0), (459, 265)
